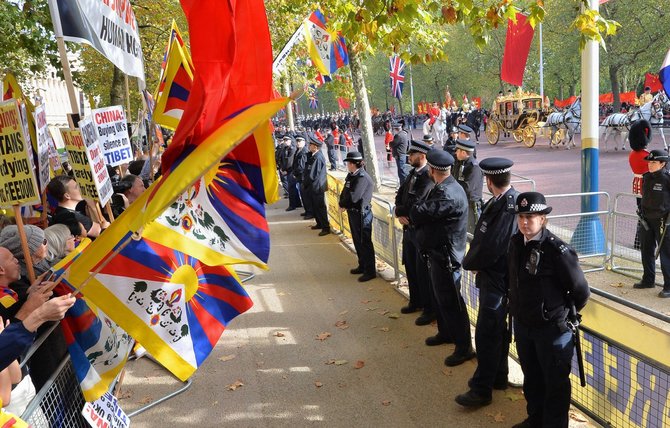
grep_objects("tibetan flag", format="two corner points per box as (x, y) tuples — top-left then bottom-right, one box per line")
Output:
(70, 234), (252, 381)
(660, 49), (670, 97)
(0, 287), (18, 309)
(644, 73), (663, 93)
(501, 13), (535, 87)
(304, 10), (349, 77)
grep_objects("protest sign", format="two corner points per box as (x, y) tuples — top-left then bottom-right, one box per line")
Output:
(80, 118), (113, 206)
(34, 104), (52, 192)
(82, 392), (130, 428)
(60, 128), (100, 201)
(92, 106), (133, 167)
(0, 100), (40, 207)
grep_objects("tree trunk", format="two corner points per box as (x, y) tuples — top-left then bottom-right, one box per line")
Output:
(110, 66), (125, 106)
(609, 65), (621, 112)
(349, 50), (381, 191)
(284, 78), (295, 131)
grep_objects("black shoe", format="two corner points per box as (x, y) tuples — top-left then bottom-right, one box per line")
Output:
(455, 390), (492, 407)
(350, 267), (364, 275)
(445, 348), (476, 367)
(425, 335), (452, 346)
(357, 273), (376, 282)
(400, 305), (421, 314)
(659, 289), (670, 298)
(304, 215), (315, 220)
(319, 229), (331, 236)
(311, 225), (322, 230)
(286, 207), (296, 211)
(468, 377), (508, 391)
(511, 419), (533, 428)
(634, 282), (655, 289)
(415, 313), (436, 326)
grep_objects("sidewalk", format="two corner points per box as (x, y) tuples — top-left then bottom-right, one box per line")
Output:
(119, 196), (535, 427)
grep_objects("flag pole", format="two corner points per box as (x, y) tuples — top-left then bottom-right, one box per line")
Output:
(56, 38), (80, 117)
(539, 23), (544, 100)
(409, 62), (416, 116)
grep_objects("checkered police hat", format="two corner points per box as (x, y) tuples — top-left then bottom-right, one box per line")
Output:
(479, 157), (513, 175)
(426, 150), (454, 171)
(516, 192), (552, 215)
(408, 140), (432, 154)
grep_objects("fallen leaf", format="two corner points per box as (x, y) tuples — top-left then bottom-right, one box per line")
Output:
(325, 359), (336, 365)
(381, 400), (391, 406)
(609, 282), (625, 288)
(378, 309), (389, 315)
(379, 327), (390, 332)
(338, 310), (349, 316)
(442, 369), (453, 377)
(314, 381), (323, 388)
(569, 411), (588, 422)
(335, 320), (349, 329)
(316, 332), (332, 341)
(117, 390), (132, 400)
(387, 313), (400, 319)
(227, 380), (244, 391)
(274, 331), (286, 337)
(218, 354), (236, 362)
(487, 412), (505, 423)
(138, 396), (152, 405)
(354, 360), (365, 369)
(361, 299), (372, 304)
(334, 360), (348, 366)
(503, 391), (524, 402)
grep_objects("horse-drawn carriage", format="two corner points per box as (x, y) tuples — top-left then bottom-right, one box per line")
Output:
(486, 92), (547, 147)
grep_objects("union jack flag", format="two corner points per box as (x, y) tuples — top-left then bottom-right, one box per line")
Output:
(389, 55), (405, 100)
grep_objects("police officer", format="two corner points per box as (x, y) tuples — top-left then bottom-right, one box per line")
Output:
(325, 125), (338, 171)
(455, 158), (518, 407)
(390, 122), (409, 184)
(508, 192), (590, 428)
(339, 152), (376, 282)
(410, 150), (474, 366)
(394, 140), (435, 324)
(304, 137), (330, 236)
(452, 139), (483, 234)
(637, 149), (670, 297)
(288, 136), (307, 212)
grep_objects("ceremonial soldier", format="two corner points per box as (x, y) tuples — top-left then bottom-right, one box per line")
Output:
(455, 158), (519, 407)
(508, 192), (590, 428)
(390, 122), (410, 184)
(339, 152), (376, 282)
(394, 140), (435, 325)
(628, 120), (651, 250)
(410, 150), (474, 366)
(637, 149), (670, 297)
(453, 139), (483, 234)
(304, 137), (330, 236)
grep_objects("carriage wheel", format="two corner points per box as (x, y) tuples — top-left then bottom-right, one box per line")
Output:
(486, 121), (500, 145)
(522, 126), (536, 148)
(512, 129), (524, 143)
(551, 128), (566, 147)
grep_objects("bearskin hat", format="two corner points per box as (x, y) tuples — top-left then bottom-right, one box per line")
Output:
(629, 119), (652, 151)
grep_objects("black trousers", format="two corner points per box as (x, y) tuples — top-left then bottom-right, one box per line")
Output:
(640, 216), (670, 288)
(301, 182), (313, 215)
(470, 283), (509, 397)
(403, 230), (432, 311)
(426, 256), (471, 351)
(310, 189), (329, 230)
(327, 148), (338, 169)
(348, 207), (376, 275)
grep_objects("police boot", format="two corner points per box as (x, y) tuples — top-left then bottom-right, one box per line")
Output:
(445, 347), (476, 367)
(658, 289), (670, 298)
(454, 390), (492, 407)
(415, 312), (436, 326)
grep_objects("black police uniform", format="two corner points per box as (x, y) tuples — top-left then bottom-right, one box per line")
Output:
(339, 166), (376, 278)
(300, 149), (314, 217)
(395, 160), (434, 315)
(460, 186), (518, 402)
(289, 144), (308, 211)
(508, 224), (590, 428)
(453, 148), (483, 235)
(325, 132), (337, 170)
(304, 147), (329, 233)
(410, 153), (473, 364)
(639, 159), (670, 292)
(390, 127), (410, 184)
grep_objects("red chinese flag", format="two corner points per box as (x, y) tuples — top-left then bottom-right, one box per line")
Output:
(644, 73), (664, 93)
(337, 97), (350, 110)
(163, 0), (273, 172)
(501, 13), (535, 87)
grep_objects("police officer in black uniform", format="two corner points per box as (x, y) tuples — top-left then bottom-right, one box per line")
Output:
(508, 192), (590, 428)
(390, 122), (410, 184)
(325, 125), (338, 171)
(638, 149), (670, 298)
(339, 152), (376, 282)
(288, 136), (307, 212)
(455, 158), (518, 407)
(453, 139), (483, 234)
(300, 137), (315, 219)
(410, 150), (475, 366)
(304, 138), (330, 236)
(394, 140), (435, 324)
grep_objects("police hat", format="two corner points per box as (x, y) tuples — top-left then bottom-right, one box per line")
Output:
(309, 135), (323, 147)
(516, 192), (552, 215)
(408, 140), (432, 154)
(295, 136), (306, 142)
(644, 149), (669, 162)
(344, 151), (363, 162)
(426, 150), (454, 171)
(392, 122), (402, 129)
(458, 124), (474, 134)
(479, 157), (513, 175)
(455, 139), (476, 152)
(422, 134), (434, 143)
(629, 119), (652, 151)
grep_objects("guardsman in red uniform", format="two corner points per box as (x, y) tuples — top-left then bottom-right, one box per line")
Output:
(629, 120), (651, 251)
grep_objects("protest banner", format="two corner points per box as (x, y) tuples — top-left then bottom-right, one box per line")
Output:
(35, 104), (53, 192)
(0, 100), (40, 208)
(92, 106), (133, 167)
(80, 118), (114, 206)
(60, 128), (100, 201)
(81, 392), (129, 428)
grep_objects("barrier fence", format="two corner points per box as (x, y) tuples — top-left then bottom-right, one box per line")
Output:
(326, 172), (670, 428)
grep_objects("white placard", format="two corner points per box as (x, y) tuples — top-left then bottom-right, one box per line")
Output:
(92, 106), (133, 167)
(34, 104), (52, 192)
(82, 392), (130, 428)
(80, 118), (114, 206)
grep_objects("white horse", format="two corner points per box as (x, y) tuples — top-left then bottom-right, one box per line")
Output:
(600, 92), (669, 151)
(544, 97), (581, 149)
(423, 107), (449, 147)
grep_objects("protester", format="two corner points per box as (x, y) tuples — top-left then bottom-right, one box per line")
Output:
(44, 224), (76, 266)
(47, 175), (109, 238)
(0, 225), (51, 278)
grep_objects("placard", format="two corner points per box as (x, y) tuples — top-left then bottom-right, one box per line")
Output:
(82, 392), (130, 428)
(60, 128), (100, 201)
(92, 106), (133, 167)
(80, 118), (113, 206)
(34, 104), (52, 192)
(0, 100), (40, 207)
